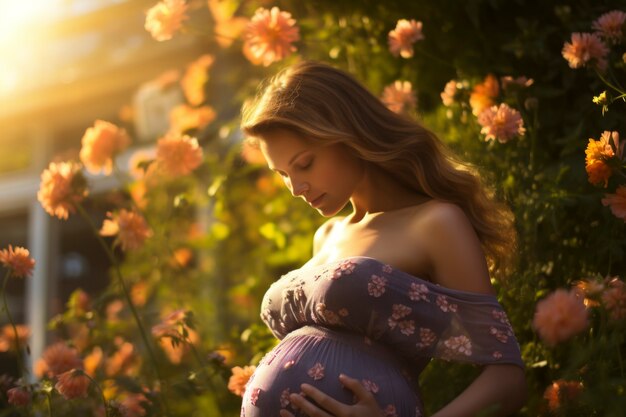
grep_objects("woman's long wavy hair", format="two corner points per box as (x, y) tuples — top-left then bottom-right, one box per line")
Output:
(241, 60), (517, 277)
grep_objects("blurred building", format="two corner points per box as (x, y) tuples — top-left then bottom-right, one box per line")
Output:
(0, 0), (207, 377)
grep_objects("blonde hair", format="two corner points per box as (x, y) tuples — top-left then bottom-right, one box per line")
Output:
(241, 60), (517, 277)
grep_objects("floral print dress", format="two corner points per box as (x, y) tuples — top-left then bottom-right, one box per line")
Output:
(241, 256), (524, 417)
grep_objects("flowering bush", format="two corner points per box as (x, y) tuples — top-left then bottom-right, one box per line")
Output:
(1, 1), (626, 416)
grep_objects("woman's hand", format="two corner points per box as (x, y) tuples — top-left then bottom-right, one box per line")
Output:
(279, 374), (382, 417)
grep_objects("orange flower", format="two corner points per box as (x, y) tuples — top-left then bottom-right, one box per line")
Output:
(562, 32), (609, 71)
(131, 281), (150, 307)
(477, 103), (526, 143)
(381, 80), (417, 114)
(602, 184), (626, 222)
(543, 379), (583, 411)
(79, 120), (130, 175)
(574, 278), (605, 307)
(0, 245), (35, 278)
(7, 387), (31, 406)
(0, 324), (29, 352)
(171, 247), (193, 267)
(37, 161), (88, 220)
(532, 289), (589, 346)
(585, 131), (619, 187)
(55, 369), (91, 399)
(181, 54), (215, 106)
(228, 365), (256, 396)
(601, 277), (626, 321)
(105, 340), (139, 377)
(440, 80), (458, 106)
(144, 0), (189, 42)
(388, 19), (424, 58)
(469, 74), (500, 116)
(243, 7), (300, 67)
(169, 104), (216, 133)
(84, 346), (103, 377)
(100, 209), (152, 251)
(35, 342), (83, 378)
(155, 134), (203, 176)
(592, 10), (626, 45)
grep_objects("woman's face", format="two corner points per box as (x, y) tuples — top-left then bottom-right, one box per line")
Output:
(259, 129), (364, 216)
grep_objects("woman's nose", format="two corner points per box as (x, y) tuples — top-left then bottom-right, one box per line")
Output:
(291, 180), (309, 197)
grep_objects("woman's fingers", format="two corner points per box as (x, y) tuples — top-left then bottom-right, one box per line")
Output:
(288, 391), (336, 417)
(279, 410), (295, 417)
(339, 374), (377, 405)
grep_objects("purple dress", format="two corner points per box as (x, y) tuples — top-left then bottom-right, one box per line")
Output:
(241, 256), (524, 417)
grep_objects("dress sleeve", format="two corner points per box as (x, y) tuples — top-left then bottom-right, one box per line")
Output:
(319, 259), (525, 369)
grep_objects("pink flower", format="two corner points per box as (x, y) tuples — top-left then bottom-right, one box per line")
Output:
(100, 209), (152, 251)
(368, 275), (388, 297)
(243, 7), (300, 67)
(398, 320), (415, 336)
(436, 295), (458, 313)
(443, 335), (472, 356)
(35, 342), (83, 377)
(156, 133), (203, 176)
(382, 81), (417, 114)
(37, 161), (88, 220)
(0, 324), (30, 352)
(55, 369), (91, 399)
(79, 120), (130, 175)
(388, 19), (424, 58)
(416, 327), (437, 349)
(562, 32), (609, 71)
(144, 0), (189, 42)
(592, 10), (626, 44)
(477, 103), (526, 143)
(280, 388), (291, 407)
(361, 379), (379, 393)
(0, 245), (35, 278)
(408, 282), (429, 302)
(440, 80), (458, 106)
(119, 392), (150, 417)
(391, 304), (412, 320)
(532, 289), (589, 346)
(7, 387), (30, 406)
(602, 185), (626, 222)
(307, 362), (325, 380)
(383, 404), (398, 417)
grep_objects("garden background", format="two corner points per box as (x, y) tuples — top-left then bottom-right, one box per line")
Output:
(0, 0), (625, 416)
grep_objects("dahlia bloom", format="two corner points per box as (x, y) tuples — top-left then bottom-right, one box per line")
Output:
(602, 185), (626, 222)
(388, 19), (424, 58)
(532, 289), (589, 346)
(601, 277), (626, 321)
(381, 80), (417, 114)
(592, 10), (626, 44)
(228, 365), (256, 396)
(0, 324), (30, 352)
(55, 369), (91, 399)
(144, 0), (189, 42)
(469, 74), (499, 116)
(79, 120), (130, 175)
(543, 379), (583, 411)
(100, 209), (152, 251)
(155, 133), (203, 176)
(7, 387), (31, 406)
(35, 342), (83, 378)
(562, 32), (609, 71)
(243, 7), (300, 67)
(585, 131), (619, 187)
(477, 103), (526, 143)
(181, 54), (214, 106)
(0, 245), (35, 278)
(169, 104), (216, 133)
(37, 161), (88, 220)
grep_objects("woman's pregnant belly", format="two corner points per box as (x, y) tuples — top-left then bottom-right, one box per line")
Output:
(241, 325), (423, 417)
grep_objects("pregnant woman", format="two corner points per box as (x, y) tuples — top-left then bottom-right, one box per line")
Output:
(239, 61), (526, 417)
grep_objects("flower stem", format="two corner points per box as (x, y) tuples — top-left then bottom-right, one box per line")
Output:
(46, 391), (53, 417)
(596, 69), (626, 96)
(75, 203), (172, 417)
(1, 270), (28, 378)
(83, 371), (110, 417)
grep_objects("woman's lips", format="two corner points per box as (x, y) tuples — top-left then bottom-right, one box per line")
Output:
(309, 194), (325, 207)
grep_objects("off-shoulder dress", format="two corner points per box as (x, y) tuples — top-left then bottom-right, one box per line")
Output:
(240, 256), (524, 417)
